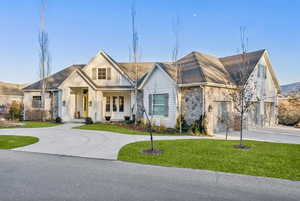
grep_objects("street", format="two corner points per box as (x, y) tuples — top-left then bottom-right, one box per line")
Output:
(0, 150), (299, 201)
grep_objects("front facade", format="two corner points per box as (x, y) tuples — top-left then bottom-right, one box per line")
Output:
(23, 49), (280, 134)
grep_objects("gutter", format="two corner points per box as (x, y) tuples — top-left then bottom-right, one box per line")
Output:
(178, 82), (236, 89)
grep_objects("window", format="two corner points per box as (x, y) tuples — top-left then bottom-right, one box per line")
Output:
(97, 68), (111, 80)
(106, 97), (110, 112)
(112, 96), (117, 112)
(98, 68), (106, 79)
(119, 96), (124, 112)
(32, 96), (42, 108)
(258, 64), (267, 79)
(149, 94), (168, 116)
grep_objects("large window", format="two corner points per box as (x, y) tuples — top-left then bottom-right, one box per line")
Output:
(105, 96), (124, 113)
(32, 96), (42, 108)
(149, 94), (168, 116)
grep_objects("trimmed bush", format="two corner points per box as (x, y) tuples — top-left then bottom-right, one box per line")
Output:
(55, 117), (62, 124)
(85, 117), (94, 124)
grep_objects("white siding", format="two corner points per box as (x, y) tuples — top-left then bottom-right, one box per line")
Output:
(143, 67), (177, 128)
(59, 71), (102, 122)
(82, 52), (131, 86)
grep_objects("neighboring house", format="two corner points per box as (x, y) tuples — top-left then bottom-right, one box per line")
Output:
(23, 49), (280, 133)
(0, 81), (24, 117)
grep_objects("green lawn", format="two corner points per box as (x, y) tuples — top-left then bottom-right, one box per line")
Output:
(74, 123), (188, 136)
(118, 139), (300, 181)
(0, 121), (59, 129)
(0, 135), (39, 149)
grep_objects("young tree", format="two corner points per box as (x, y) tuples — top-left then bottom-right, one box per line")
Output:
(130, 1), (139, 124)
(38, 0), (51, 121)
(229, 27), (257, 148)
(171, 15), (183, 134)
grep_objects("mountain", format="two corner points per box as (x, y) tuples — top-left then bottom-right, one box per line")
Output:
(281, 82), (300, 96)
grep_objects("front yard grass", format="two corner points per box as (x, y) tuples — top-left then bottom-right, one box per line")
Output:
(0, 121), (59, 129)
(74, 123), (189, 136)
(118, 139), (300, 181)
(0, 135), (39, 149)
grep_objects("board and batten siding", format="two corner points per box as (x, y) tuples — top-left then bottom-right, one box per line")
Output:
(142, 67), (177, 128)
(82, 52), (131, 86)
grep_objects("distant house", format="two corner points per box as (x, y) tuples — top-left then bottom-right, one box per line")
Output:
(23, 49), (280, 134)
(0, 82), (24, 117)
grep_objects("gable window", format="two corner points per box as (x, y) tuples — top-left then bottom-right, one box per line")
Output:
(258, 64), (267, 79)
(98, 68), (106, 79)
(95, 68), (111, 80)
(32, 96), (42, 108)
(149, 93), (169, 116)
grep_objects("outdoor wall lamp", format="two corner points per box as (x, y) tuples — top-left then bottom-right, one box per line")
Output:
(89, 101), (92, 107)
(62, 101), (66, 107)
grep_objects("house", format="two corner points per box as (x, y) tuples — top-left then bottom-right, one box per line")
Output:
(0, 81), (24, 118)
(23, 49), (280, 133)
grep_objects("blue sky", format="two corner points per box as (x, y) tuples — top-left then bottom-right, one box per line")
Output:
(0, 0), (299, 85)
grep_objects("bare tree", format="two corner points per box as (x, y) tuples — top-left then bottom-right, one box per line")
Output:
(171, 15), (183, 134)
(39, 0), (51, 121)
(228, 27), (257, 148)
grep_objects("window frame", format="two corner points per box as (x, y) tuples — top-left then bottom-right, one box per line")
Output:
(32, 96), (42, 109)
(97, 68), (107, 80)
(150, 93), (168, 116)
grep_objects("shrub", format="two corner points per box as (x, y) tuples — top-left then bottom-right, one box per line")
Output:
(190, 114), (208, 135)
(158, 124), (167, 132)
(9, 101), (22, 120)
(55, 117), (62, 124)
(85, 117), (93, 124)
(176, 115), (190, 132)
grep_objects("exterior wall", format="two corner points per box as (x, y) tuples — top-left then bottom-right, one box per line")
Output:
(82, 53), (131, 86)
(244, 56), (278, 128)
(102, 91), (131, 121)
(202, 86), (234, 134)
(23, 91), (52, 120)
(142, 67), (177, 128)
(59, 71), (101, 122)
(180, 87), (203, 125)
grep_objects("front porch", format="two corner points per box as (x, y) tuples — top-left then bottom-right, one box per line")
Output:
(67, 87), (133, 122)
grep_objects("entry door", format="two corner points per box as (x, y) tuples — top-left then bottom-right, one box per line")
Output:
(105, 96), (124, 120)
(83, 95), (88, 118)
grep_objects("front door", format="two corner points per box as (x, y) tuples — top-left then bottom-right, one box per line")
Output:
(104, 96), (124, 120)
(83, 95), (88, 118)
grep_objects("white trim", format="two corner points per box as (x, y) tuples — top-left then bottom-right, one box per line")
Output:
(178, 82), (236, 89)
(138, 63), (175, 89)
(100, 51), (135, 86)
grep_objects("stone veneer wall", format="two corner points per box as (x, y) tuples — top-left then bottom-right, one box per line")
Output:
(181, 87), (203, 125)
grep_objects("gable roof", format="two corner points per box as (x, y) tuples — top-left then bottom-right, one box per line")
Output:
(0, 82), (24, 96)
(219, 49), (266, 85)
(23, 65), (85, 91)
(177, 52), (234, 85)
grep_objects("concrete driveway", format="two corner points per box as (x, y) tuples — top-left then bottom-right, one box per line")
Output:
(0, 123), (201, 160)
(216, 126), (300, 144)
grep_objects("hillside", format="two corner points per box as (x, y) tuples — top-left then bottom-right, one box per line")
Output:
(0, 81), (25, 96)
(281, 82), (300, 96)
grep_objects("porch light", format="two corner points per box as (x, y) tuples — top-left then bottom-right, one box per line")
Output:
(89, 101), (92, 107)
(63, 101), (66, 107)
